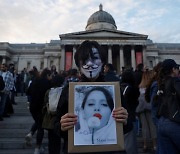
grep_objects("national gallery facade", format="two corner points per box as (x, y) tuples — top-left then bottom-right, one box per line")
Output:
(0, 5), (180, 74)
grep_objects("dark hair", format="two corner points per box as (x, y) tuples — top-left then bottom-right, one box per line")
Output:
(29, 68), (39, 78)
(9, 63), (14, 67)
(121, 70), (135, 86)
(68, 68), (78, 77)
(2, 63), (7, 67)
(81, 87), (114, 112)
(33, 66), (38, 72)
(74, 40), (106, 68)
(136, 63), (144, 71)
(51, 65), (56, 70)
(157, 62), (173, 92)
(40, 68), (51, 79)
(105, 63), (114, 71)
(155, 59), (178, 103)
(51, 75), (64, 87)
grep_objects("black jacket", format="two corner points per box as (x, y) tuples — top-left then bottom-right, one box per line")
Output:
(0, 76), (5, 91)
(158, 76), (180, 121)
(133, 70), (143, 87)
(30, 77), (51, 113)
(120, 83), (139, 122)
(104, 71), (120, 82)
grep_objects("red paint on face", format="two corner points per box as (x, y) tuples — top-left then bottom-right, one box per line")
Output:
(93, 113), (102, 119)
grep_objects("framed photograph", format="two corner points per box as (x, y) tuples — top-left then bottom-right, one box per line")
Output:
(68, 82), (124, 153)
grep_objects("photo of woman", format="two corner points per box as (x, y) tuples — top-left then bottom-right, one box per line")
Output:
(74, 85), (117, 145)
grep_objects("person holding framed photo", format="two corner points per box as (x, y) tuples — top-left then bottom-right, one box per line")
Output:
(54, 40), (130, 154)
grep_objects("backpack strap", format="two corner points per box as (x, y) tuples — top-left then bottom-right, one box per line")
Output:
(123, 86), (129, 96)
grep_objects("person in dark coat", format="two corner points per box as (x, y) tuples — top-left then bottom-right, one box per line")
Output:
(29, 68), (52, 154)
(25, 69), (40, 146)
(104, 64), (138, 154)
(133, 63), (144, 88)
(0, 76), (5, 91)
(54, 40), (129, 154)
(120, 70), (139, 154)
(156, 59), (180, 154)
(42, 74), (64, 154)
(0, 76), (5, 121)
(51, 65), (58, 78)
(104, 63), (120, 82)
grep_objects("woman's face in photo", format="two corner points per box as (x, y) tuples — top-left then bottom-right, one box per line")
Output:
(83, 90), (112, 130)
(80, 47), (103, 79)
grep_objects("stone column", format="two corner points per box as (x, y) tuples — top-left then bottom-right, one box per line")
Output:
(155, 56), (159, 65)
(131, 46), (136, 70)
(72, 46), (77, 68)
(119, 45), (124, 71)
(108, 45), (112, 64)
(44, 57), (48, 68)
(56, 55), (60, 72)
(60, 45), (65, 71)
(142, 46), (147, 66)
(2, 57), (6, 64)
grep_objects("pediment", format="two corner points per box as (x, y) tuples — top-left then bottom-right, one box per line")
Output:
(60, 29), (148, 40)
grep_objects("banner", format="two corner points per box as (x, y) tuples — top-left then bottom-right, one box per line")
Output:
(136, 52), (142, 65)
(65, 52), (72, 71)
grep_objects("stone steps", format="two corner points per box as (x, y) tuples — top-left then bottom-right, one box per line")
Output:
(0, 96), (154, 154)
(0, 149), (35, 154)
(0, 138), (48, 149)
(0, 129), (33, 138)
(0, 96), (48, 154)
(13, 108), (31, 116)
(0, 129), (48, 138)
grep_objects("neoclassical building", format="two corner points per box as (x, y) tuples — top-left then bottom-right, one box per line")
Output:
(0, 4), (180, 73)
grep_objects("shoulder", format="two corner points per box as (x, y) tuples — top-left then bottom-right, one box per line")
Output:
(151, 81), (157, 87)
(104, 73), (120, 82)
(59, 84), (69, 101)
(120, 83), (129, 90)
(150, 81), (158, 91)
(121, 83), (133, 95)
(173, 77), (180, 82)
(7, 71), (13, 76)
(172, 77), (180, 93)
(45, 89), (51, 95)
(166, 77), (179, 89)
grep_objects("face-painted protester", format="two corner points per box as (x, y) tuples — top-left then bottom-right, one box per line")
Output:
(54, 40), (129, 154)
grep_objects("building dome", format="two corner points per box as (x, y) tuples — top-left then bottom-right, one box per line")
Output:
(86, 4), (117, 30)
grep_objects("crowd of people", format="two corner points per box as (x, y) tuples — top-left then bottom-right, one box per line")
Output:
(0, 40), (179, 154)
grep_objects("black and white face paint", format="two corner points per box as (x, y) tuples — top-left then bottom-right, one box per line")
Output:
(81, 47), (103, 79)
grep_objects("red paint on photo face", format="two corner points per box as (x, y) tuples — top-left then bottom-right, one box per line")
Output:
(93, 113), (102, 119)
